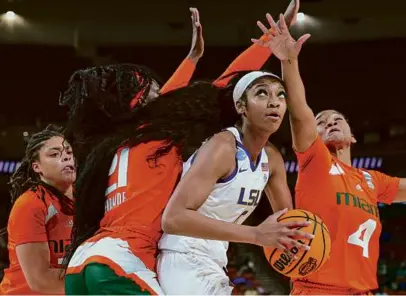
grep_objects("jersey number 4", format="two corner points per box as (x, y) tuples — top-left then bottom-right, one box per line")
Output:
(105, 148), (130, 196)
(347, 219), (377, 258)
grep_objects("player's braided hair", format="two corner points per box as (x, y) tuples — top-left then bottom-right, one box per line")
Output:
(60, 66), (276, 271)
(0, 125), (74, 269)
(61, 64), (250, 270)
(9, 125), (64, 203)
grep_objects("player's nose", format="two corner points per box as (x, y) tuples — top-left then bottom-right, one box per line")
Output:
(326, 120), (338, 128)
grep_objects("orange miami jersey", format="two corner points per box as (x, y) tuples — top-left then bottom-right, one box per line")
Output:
(0, 185), (74, 295)
(66, 141), (182, 294)
(294, 137), (399, 292)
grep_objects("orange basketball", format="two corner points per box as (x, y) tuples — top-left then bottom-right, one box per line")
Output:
(263, 209), (331, 278)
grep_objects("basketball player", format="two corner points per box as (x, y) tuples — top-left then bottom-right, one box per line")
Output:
(0, 126), (75, 294)
(157, 70), (314, 295)
(253, 14), (406, 295)
(60, 63), (228, 294)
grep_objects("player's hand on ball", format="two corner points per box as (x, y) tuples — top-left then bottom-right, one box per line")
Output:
(255, 208), (314, 256)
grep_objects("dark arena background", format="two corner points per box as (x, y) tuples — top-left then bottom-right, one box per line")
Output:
(0, 0), (405, 294)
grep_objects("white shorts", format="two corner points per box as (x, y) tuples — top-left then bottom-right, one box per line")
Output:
(67, 237), (164, 295)
(157, 251), (233, 295)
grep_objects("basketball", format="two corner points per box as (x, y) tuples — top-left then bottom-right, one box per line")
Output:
(263, 209), (331, 278)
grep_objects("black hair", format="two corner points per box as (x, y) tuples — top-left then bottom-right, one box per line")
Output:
(9, 125), (69, 204)
(61, 64), (244, 270)
(0, 125), (74, 270)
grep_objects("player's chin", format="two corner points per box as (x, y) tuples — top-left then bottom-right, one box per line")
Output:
(61, 171), (76, 183)
(325, 135), (346, 148)
(265, 122), (281, 134)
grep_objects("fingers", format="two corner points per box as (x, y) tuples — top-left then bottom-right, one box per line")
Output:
(272, 208), (288, 220)
(279, 237), (310, 252)
(265, 13), (279, 32)
(289, 238), (310, 251)
(297, 33), (311, 46)
(251, 38), (266, 46)
(279, 13), (288, 32)
(290, 229), (315, 240)
(282, 220), (311, 229)
(257, 20), (271, 36)
(189, 7), (200, 27)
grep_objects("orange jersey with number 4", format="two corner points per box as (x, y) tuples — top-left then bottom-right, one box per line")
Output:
(86, 141), (182, 271)
(293, 137), (399, 292)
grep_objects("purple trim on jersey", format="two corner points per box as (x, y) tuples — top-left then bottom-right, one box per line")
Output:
(236, 141), (262, 172)
(217, 157), (238, 183)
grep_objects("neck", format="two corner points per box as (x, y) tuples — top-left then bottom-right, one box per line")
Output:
(329, 145), (352, 166)
(41, 178), (73, 199)
(240, 123), (270, 162)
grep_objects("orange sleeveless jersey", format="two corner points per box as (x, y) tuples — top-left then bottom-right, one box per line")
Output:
(87, 141), (182, 271)
(293, 137), (399, 293)
(0, 185), (73, 295)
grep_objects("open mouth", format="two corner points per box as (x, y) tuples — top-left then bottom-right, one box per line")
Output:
(328, 127), (340, 135)
(265, 112), (281, 120)
(63, 165), (75, 172)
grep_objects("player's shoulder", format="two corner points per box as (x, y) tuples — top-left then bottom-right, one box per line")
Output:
(264, 142), (282, 157)
(9, 187), (47, 222)
(191, 131), (237, 167)
(13, 187), (46, 209)
(204, 130), (237, 155)
(264, 142), (285, 170)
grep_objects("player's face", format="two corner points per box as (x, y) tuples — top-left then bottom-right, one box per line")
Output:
(240, 77), (287, 133)
(32, 136), (76, 190)
(316, 110), (356, 148)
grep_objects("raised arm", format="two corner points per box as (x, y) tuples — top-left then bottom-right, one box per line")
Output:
(264, 143), (293, 211)
(162, 132), (313, 250)
(214, 0), (300, 87)
(160, 8), (204, 94)
(252, 14), (316, 152)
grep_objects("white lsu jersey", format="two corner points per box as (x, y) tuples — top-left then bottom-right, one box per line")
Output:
(158, 127), (270, 267)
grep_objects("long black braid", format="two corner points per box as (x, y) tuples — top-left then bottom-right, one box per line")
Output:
(61, 65), (256, 269)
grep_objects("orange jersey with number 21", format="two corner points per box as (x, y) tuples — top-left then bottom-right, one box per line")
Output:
(293, 137), (399, 294)
(84, 141), (182, 271)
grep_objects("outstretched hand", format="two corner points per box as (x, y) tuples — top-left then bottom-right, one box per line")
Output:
(188, 7), (204, 63)
(282, 0), (300, 28)
(251, 14), (310, 61)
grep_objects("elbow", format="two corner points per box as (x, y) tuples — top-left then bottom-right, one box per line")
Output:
(26, 276), (49, 294)
(162, 208), (184, 234)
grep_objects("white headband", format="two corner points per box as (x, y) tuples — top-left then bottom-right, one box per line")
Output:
(232, 71), (282, 107)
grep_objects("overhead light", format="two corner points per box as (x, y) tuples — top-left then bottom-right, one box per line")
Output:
(5, 11), (16, 20)
(296, 12), (306, 22)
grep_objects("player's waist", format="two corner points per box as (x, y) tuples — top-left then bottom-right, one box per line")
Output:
(96, 225), (162, 243)
(159, 234), (229, 265)
(293, 280), (373, 295)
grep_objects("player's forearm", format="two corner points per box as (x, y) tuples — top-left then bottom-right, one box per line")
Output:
(160, 58), (196, 94)
(213, 43), (271, 87)
(281, 59), (312, 121)
(28, 268), (64, 294)
(162, 209), (257, 244)
(282, 59), (318, 152)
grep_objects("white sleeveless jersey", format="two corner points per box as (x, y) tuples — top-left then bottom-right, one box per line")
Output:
(158, 127), (270, 267)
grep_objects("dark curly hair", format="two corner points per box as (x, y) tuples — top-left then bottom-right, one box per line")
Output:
(60, 65), (257, 269)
